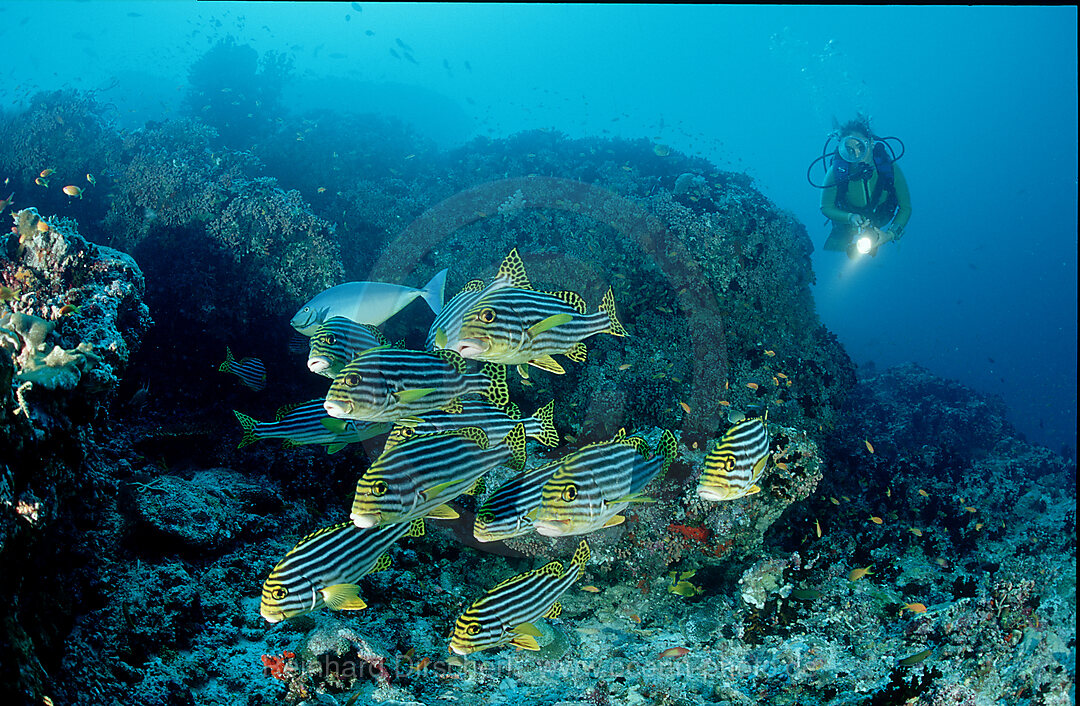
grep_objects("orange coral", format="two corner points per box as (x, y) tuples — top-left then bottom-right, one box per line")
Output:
(261, 651), (296, 680)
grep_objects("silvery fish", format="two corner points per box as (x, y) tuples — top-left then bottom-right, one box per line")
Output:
(532, 429), (677, 538)
(697, 414), (771, 502)
(290, 268), (448, 336)
(323, 346), (508, 424)
(233, 400), (389, 454)
(219, 347), (266, 391)
(307, 317), (388, 377)
(259, 518), (424, 623)
(350, 424), (527, 529)
(427, 248), (529, 351)
(452, 286), (627, 378)
(449, 539), (590, 655)
(473, 458), (561, 543)
(385, 399), (559, 451)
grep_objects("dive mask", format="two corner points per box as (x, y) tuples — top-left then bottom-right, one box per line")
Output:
(838, 134), (871, 163)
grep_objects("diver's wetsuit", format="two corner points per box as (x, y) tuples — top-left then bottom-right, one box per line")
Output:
(820, 160), (911, 251)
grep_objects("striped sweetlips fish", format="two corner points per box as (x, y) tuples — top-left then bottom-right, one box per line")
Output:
(259, 518), (425, 623)
(532, 429), (678, 538)
(290, 268), (447, 336)
(323, 346), (508, 424)
(232, 400), (390, 454)
(385, 399), (559, 451)
(427, 247), (530, 351)
(307, 317), (388, 378)
(452, 285), (628, 378)
(697, 413), (771, 502)
(218, 347), (266, 391)
(350, 424), (527, 529)
(473, 458), (562, 543)
(449, 539), (590, 655)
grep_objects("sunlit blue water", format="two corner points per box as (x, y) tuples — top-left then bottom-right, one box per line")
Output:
(2, 2), (1074, 454)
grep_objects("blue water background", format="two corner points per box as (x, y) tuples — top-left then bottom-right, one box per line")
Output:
(2, 3), (1075, 454)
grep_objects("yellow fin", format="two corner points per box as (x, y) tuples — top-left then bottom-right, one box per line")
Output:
(564, 341), (587, 363)
(543, 602), (562, 620)
(527, 313), (573, 337)
(513, 622), (542, 637)
(321, 417), (348, 433)
(745, 484), (762, 496)
(326, 442), (347, 454)
(406, 518), (426, 537)
(426, 504), (460, 520)
(371, 553), (392, 573)
(510, 633), (540, 651)
(395, 388), (435, 403)
(321, 584), (367, 611)
(602, 514), (626, 528)
(434, 327), (448, 349)
(530, 355), (566, 375)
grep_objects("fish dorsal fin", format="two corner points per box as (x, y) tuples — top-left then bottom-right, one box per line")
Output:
(529, 355), (566, 375)
(526, 313), (573, 338)
(496, 248), (532, 290)
(545, 290), (588, 314)
(537, 560), (565, 578)
(293, 521), (352, 547)
(624, 435), (651, 458)
(513, 622), (542, 637)
(459, 278), (487, 295)
(407, 518), (426, 537)
(434, 348), (469, 373)
(371, 553), (392, 573)
(599, 287), (627, 337)
(454, 426), (490, 450)
(321, 583), (367, 611)
(442, 398), (463, 414)
(564, 341), (588, 363)
(463, 476), (486, 496)
(275, 402), (302, 421)
(491, 571), (530, 592)
(570, 539), (590, 575)
(503, 423), (527, 471)
(543, 602), (562, 620)
(219, 346), (235, 372)
(480, 363), (509, 407)
(363, 323), (389, 347)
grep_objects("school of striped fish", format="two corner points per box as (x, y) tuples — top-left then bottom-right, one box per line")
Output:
(224, 248), (776, 656)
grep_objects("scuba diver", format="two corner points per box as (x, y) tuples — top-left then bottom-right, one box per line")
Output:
(807, 114), (911, 259)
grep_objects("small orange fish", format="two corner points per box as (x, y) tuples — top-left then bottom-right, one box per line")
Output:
(746, 382), (759, 390)
(411, 656), (431, 671)
(724, 380), (729, 390)
(909, 528), (923, 537)
(618, 363), (631, 370)
(764, 350), (775, 357)
(657, 646), (689, 659)
(903, 602), (927, 614)
(772, 376), (779, 386)
(520, 379), (533, 387)
(629, 613), (641, 623)
(775, 462), (789, 470)
(62, 185), (83, 198)
(964, 506), (976, 513)
(36, 219), (49, 232)
(58, 304), (80, 316)
(848, 566), (872, 581)
(719, 400), (730, 407)
(679, 401), (691, 413)
(974, 522), (984, 531)
(86, 173), (96, 185)
(317, 186), (327, 193)
(777, 372), (788, 379)
(870, 516), (884, 525)
(864, 439), (875, 454)
(918, 489), (929, 497)
(39, 168), (55, 178)
(841, 495), (852, 502)
(580, 585), (601, 593)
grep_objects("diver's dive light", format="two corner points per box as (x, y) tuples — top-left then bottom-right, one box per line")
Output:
(856, 234), (874, 255)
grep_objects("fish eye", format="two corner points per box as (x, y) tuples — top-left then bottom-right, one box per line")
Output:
(561, 484), (578, 502)
(725, 457), (737, 472)
(344, 373), (362, 387)
(478, 308), (496, 324)
(372, 480), (389, 497)
(302, 307), (310, 313)
(271, 587), (288, 600)
(467, 624), (481, 636)
(324, 334), (336, 345)
(476, 511), (493, 524)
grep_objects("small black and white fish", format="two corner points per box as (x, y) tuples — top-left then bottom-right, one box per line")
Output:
(697, 414), (771, 502)
(323, 346), (508, 423)
(219, 347), (266, 391)
(233, 400), (389, 454)
(449, 539), (590, 654)
(427, 248), (530, 351)
(385, 399), (558, 450)
(307, 316), (388, 378)
(473, 458), (561, 543)
(259, 518), (424, 623)
(350, 424), (527, 529)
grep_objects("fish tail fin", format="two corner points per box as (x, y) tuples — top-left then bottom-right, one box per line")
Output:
(656, 429), (678, 479)
(599, 288), (627, 337)
(570, 539), (590, 580)
(533, 399), (560, 447)
(420, 268), (448, 316)
(480, 362), (509, 407)
(232, 410), (259, 448)
(219, 346), (235, 372)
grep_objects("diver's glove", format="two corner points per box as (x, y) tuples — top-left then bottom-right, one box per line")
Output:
(887, 226), (903, 242)
(847, 213), (869, 227)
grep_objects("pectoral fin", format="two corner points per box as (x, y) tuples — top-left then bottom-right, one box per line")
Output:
(513, 622), (542, 637)
(527, 313), (573, 337)
(435, 327), (448, 349)
(395, 388), (435, 403)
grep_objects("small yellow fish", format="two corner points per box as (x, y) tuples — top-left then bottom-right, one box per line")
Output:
(679, 401), (691, 414)
(657, 646), (689, 659)
(918, 489), (929, 497)
(62, 185), (83, 198)
(909, 528), (923, 537)
(772, 376), (779, 386)
(0, 285), (19, 302)
(886, 487), (892, 498)
(864, 439), (875, 454)
(668, 580), (703, 597)
(870, 516), (884, 525)
(841, 495), (852, 502)
(580, 585), (601, 593)
(746, 382), (759, 390)
(564, 435), (577, 443)
(848, 566), (872, 581)
(903, 602), (927, 614)
(58, 304), (80, 317)
(974, 522), (984, 531)
(829, 497), (840, 505)
(814, 519), (822, 537)
(618, 363), (631, 370)
(777, 372), (788, 379)
(86, 173), (96, 185)
(36, 219), (49, 232)
(775, 462), (789, 470)
(317, 186), (327, 193)
(764, 349), (775, 357)
(39, 168), (55, 178)
(964, 506), (976, 513)
(35, 177), (49, 187)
